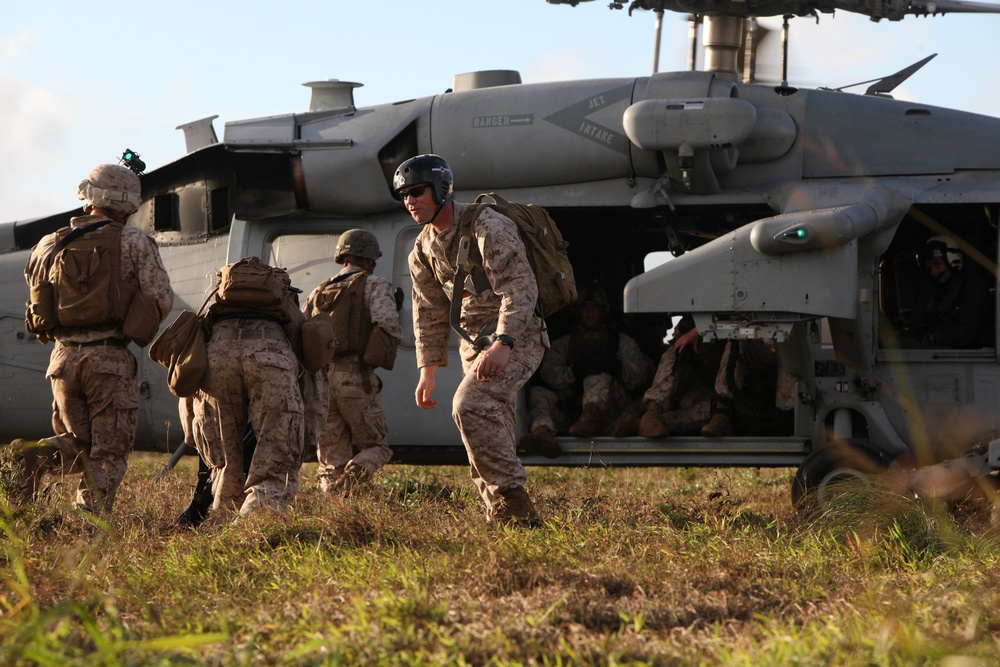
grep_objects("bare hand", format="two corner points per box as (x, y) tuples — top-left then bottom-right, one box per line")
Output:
(472, 341), (511, 381)
(674, 327), (701, 354)
(415, 366), (439, 409)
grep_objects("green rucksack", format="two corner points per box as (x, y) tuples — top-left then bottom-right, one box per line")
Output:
(458, 192), (578, 318)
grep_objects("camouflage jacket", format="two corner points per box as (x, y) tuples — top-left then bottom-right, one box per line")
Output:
(408, 202), (544, 368)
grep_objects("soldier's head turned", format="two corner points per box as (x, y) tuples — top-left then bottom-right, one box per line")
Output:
(392, 154), (454, 206)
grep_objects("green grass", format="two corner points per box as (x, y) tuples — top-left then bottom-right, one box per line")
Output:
(1, 451), (998, 666)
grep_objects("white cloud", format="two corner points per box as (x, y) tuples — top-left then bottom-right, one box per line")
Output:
(1, 29), (41, 65)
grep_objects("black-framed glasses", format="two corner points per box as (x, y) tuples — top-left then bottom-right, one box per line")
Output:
(400, 185), (429, 200)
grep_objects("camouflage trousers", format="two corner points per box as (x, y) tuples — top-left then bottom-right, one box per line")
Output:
(46, 344), (138, 513)
(529, 373), (636, 434)
(194, 321), (304, 517)
(315, 361), (392, 488)
(643, 342), (723, 435)
(454, 330), (546, 516)
(714, 339), (795, 410)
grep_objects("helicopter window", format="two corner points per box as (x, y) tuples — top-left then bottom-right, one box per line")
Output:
(394, 226), (418, 350)
(209, 187), (230, 233)
(264, 232), (341, 295)
(392, 225), (460, 351)
(878, 204), (997, 351)
(153, 194), (177, 232)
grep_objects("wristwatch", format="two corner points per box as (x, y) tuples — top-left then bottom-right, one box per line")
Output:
(493, 333), (515, 350)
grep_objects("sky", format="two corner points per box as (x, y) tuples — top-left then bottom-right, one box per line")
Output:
(4, 0), (1000, 222)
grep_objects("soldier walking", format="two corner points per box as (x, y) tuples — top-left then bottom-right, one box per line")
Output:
(395, 154), (549, 527)
(18, 163), (173, 513)
(302, 229), (402, 494)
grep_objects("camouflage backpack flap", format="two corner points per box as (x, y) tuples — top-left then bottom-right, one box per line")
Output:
(214, 257), (291, 320)
(313, 270), (370, 356)
(460, 193), (578, 318)
(48, 220), (131, 328)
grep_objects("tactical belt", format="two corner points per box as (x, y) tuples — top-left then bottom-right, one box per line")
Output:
(212, 329), (286, 342)
(56, 337), (128, 349)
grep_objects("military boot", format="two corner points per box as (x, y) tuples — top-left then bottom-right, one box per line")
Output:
(491, 486), (542, 528)
(607, 412), (639, 438)
(568, 405), (603, 438)
(638, 402), (670, 439)
(8, 438), (59, 504)
(701, 412), (733, 438)
(518, 425), (561, 459)
(331, 460), (372, 497)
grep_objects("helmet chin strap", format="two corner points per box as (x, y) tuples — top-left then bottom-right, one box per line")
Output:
(422, 202), (445, 225)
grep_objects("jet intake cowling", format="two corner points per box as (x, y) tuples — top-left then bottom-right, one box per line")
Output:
(623, 97), (757, 151)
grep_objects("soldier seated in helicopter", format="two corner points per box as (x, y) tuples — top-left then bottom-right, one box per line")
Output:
(519, 284), (651, 456)
(893, 235), (995, 349)
(637, 314), (722, 438)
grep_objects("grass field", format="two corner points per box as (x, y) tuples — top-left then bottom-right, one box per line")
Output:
(1, 450), (999, 666)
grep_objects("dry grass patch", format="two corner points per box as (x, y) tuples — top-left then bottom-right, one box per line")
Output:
(1, 450), (999, 665)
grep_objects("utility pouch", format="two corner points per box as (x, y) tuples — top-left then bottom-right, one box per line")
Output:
(122, 290), (163, 348)
(26, 281), (58, 333)
(362, 324), (399, 371)
(300, 312), (337, 373)
(148, 311), (208, 397)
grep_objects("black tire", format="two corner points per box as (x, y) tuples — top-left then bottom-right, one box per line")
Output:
(791, 439), (895, 511)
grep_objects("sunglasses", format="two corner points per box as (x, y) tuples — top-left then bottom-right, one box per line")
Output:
(399, 185), (429, 200)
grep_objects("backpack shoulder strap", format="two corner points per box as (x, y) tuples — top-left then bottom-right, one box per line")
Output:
(45, 218), (116, 270)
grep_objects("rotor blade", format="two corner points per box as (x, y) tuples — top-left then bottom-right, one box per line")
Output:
(906, 0), (1000, 13)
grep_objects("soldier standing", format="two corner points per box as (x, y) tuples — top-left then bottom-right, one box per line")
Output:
(302, 229), (402, 494)
(18, 163), (173, 513)
(193, 258), (304, 520)
(395, 154), (549, 527)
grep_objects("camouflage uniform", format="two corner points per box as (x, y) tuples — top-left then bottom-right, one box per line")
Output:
(195, 316), (304, 517)
(24, 217), (172, 513)
(528, 328), (649, 435)
(303, 267), (402, 489)
(642, 337), (723, 435)
(700, 338), (796, 437)
(713, 339), (795, 410)
(409, 202), (548, 518)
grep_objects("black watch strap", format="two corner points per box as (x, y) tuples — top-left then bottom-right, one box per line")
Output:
(494, 333), (515, 350)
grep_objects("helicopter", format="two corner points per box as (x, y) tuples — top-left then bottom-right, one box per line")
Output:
(2, 0), (1000, 507)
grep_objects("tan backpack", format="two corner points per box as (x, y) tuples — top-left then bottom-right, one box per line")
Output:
(311, 270), (371, 357)
(216, 256), (290, 313)
(459, 193), (578, 318)
(25, 219), (162, 346)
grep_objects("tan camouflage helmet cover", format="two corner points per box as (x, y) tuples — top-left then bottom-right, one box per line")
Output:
(335, 228), (382, 264)
(77, 164), (142, 216)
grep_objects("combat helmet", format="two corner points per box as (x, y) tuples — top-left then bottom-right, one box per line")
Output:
(392, 154), (454, 206)
(335, 229), (382, 264)
(922, 235), (964, 271)
(577, 283), (610, 312)
(77, 164), (142, 216)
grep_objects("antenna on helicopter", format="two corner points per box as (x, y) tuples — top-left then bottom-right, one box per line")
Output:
(825, 54), (938, 97)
